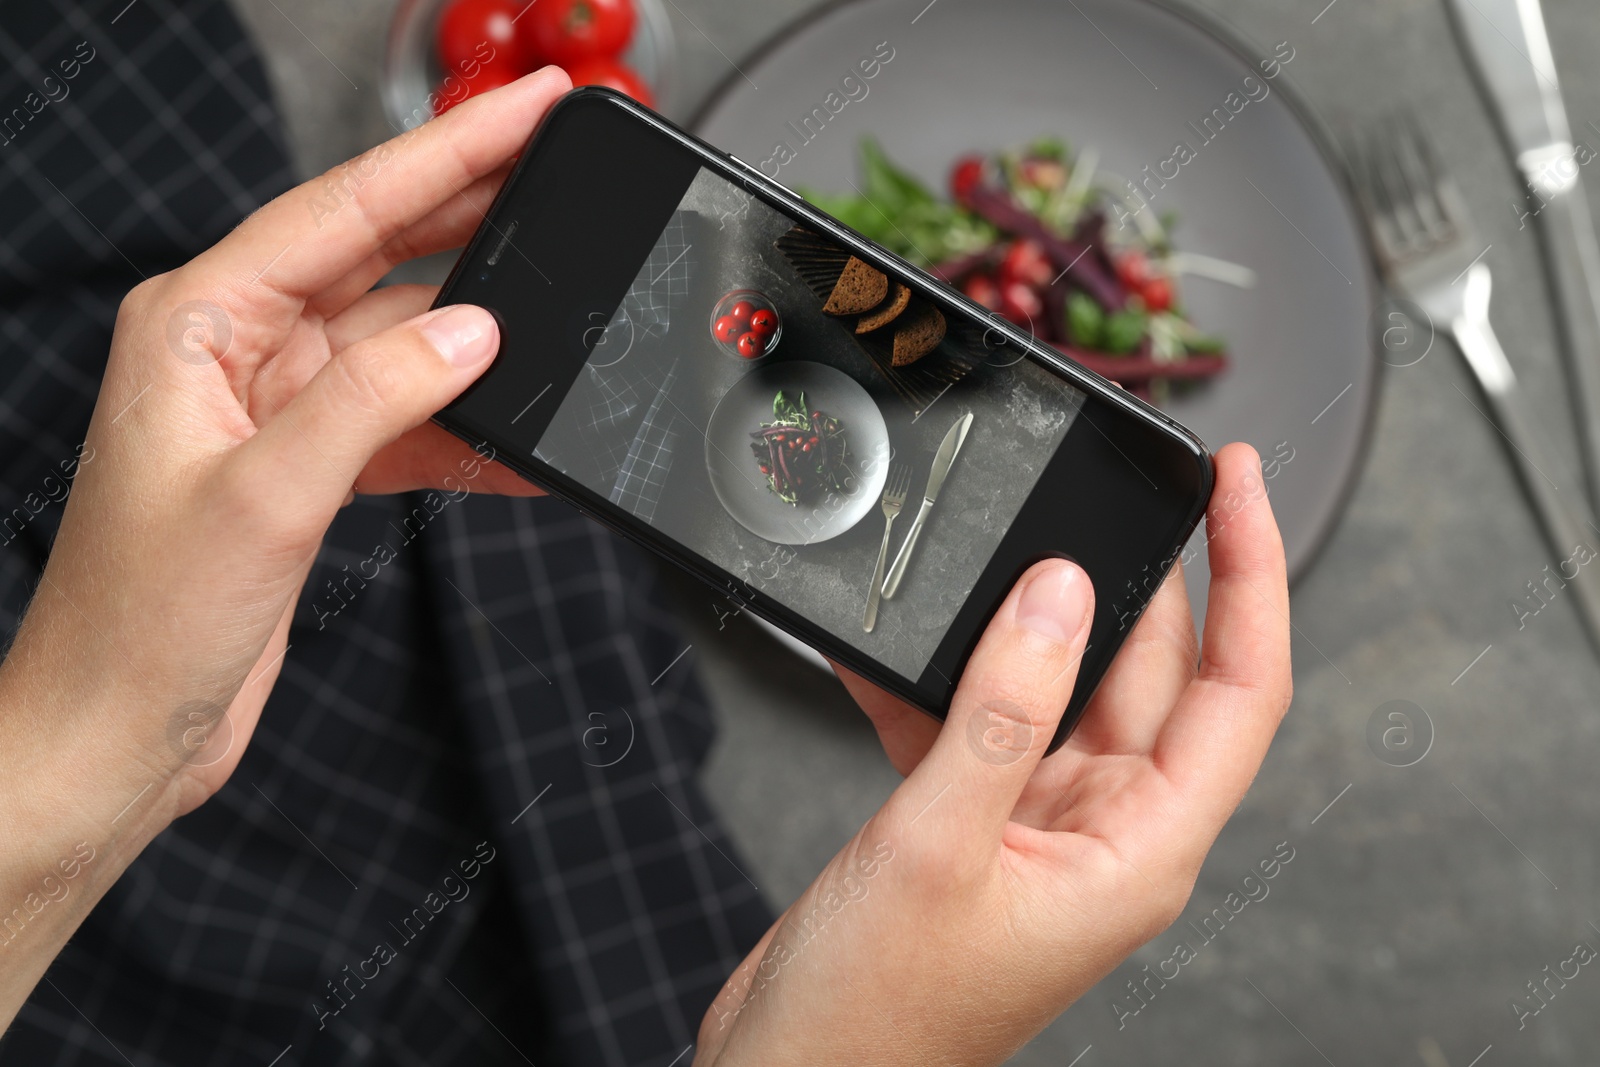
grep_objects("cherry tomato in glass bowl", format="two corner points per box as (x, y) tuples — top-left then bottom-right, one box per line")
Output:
(736, 332), (766, 360)
(710, 289), (780, 361)
(562, 57), (654, 107)
(436, 0), (527, 77)
(748, 308), (778, 336)
(432, 61), (523, 115)
(522, 0), (637, 67)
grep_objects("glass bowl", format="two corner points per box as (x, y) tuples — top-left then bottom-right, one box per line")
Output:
(710, 288), (782, 362)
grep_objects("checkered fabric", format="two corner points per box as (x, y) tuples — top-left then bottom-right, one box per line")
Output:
(541, 212), (699, 521)
(0, 3), (770, 1066)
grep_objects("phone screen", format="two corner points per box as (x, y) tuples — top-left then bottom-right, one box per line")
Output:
(435, 90), (1209, 738)
(530, 165), (1084, 681)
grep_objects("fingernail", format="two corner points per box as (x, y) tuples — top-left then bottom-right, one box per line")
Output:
(421, 305), (498, 367)
(1015, 560), (1091, 646)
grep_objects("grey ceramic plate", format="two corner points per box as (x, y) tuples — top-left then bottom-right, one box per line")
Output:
(692, 0), (1380, 601)
(705, 361), (891, 545)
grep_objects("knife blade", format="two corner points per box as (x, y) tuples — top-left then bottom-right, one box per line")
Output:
(1447, 0), (1600, 514)
(881, 412), (973, 599)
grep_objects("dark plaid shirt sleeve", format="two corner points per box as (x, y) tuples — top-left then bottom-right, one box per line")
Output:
(0, 3), (771, 1065)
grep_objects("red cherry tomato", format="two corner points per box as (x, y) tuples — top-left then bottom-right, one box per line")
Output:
(748, 308), (778, 336)
(713, 315), (743, 344)
(736, 332), (765, 359)
(962, 273), (1001, 311)
(999, 280), (1043, 330)
(949, 155), (985, 204)
(999, 239), (1053, 289)
(524, 0), (636, 66)
(437, 0), (527, 77)
(728, 299), (756, 322)
(562, 57), (652, 105)
(432, 61), (522, 115)
(1114, 250), (1151, 291)
(1141, 276), (1174, 312)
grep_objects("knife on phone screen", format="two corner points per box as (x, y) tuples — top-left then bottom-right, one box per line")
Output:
(882, 412), (973, 599)
(1447, 0), (1600, 514)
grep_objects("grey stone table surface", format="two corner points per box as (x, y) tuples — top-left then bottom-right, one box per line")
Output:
(235, 0), (1600, 1062)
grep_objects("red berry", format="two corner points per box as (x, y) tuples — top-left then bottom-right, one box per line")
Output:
(729, 300), (756, 322)
(748, 308), (778, 336)
(736, 332), (765, 359)
(713, 315), (742, 344)
(949, 155), (985, 205)
(999, 280), (1043, 330)
(1000, 239), (1053, 289)
(1141, 276), (1174, 312)
(962, 273), (1002, 311)
(1114, 250), (1151, 290)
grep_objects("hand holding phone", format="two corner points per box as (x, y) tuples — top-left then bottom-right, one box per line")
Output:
(697, 445), (1291, 1066)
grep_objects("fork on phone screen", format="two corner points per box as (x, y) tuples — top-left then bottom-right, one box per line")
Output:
(863, 463), (912, 633)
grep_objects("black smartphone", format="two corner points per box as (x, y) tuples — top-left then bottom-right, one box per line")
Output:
(431, 87), (1213, 753)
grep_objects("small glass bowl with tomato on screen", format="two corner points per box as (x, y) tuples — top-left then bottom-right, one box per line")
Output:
(710, 289), (782, 362)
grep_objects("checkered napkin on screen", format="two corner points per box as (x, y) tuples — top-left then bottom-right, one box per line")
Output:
(569, 211), (697, 522)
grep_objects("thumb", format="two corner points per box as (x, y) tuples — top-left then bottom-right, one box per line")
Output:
(891, 558), (1094, 854)
(240, 304), (498, 515)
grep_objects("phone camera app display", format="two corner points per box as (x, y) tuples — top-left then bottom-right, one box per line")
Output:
(533, 168), (1085, 679)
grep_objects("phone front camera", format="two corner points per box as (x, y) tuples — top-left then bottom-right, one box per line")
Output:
(478, 271), (491, 283)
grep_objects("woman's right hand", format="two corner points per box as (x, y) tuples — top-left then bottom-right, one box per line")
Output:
(0, 68), (571, 1025)
(699, 443), (1292, 1065)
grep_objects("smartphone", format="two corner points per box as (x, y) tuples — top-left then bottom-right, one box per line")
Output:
(431, 87), (1213, 753)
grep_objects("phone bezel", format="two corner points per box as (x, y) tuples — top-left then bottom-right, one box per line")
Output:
(430, 87), (1215, 749)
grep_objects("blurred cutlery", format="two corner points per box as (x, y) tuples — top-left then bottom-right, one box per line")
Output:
(1351, 114), (1600, 653)
(1447, 0), (1600, 514)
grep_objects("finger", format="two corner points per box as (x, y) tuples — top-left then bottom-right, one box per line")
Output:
(355, 422), (543, 497)
(309, 165), (511, 320)
(248, 285), (442, 419)
(1068, 558), (1198, 756)
(830, 659), (941, 776)
(235, 305), (500, 520)
(892, 558), (1094, 852)
(1152, 443), (1292, 820)
(188, 67), (570, 307)
(324, 284), (439, 352)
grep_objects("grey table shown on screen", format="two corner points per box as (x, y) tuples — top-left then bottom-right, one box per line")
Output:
(241, 1), (1600, 1064)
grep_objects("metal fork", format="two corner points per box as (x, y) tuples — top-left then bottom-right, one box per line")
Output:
(1351, 113), (1600, 651)
(863, 463), (912, 633)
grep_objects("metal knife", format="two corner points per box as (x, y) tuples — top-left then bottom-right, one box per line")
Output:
(882, 412), (973, 599)
(1447, 0), (1600, 513)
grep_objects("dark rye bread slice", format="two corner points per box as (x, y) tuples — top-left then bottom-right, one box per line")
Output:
(773, 226), (977, 416)
(822, 256), (889, 315)
(891, 302), (946, 367)
(855, 281), (912, 334)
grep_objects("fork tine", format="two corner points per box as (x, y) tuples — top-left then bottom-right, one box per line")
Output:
(1396, 110), (1455, 241)
(1373, 114), (1429, 253)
